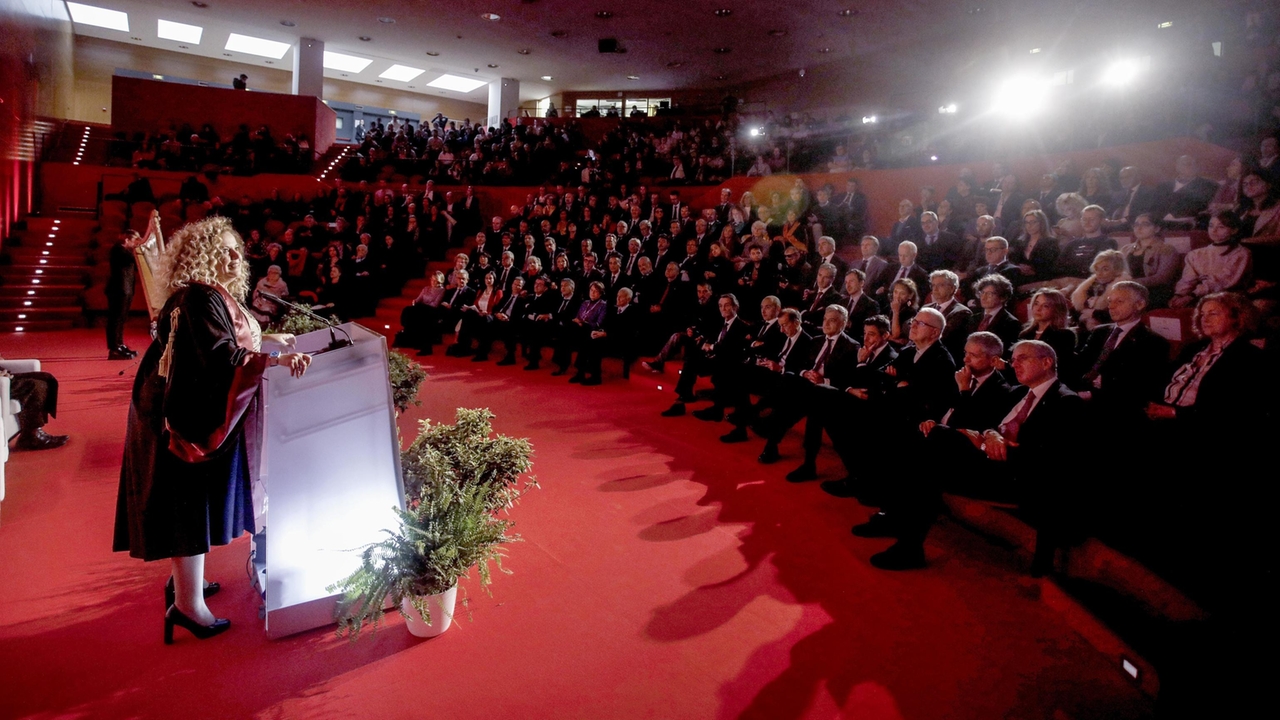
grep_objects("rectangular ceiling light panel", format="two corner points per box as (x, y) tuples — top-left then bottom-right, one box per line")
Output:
(66, 2), (129, 32)
(323, 51), (374, 73)
(157, 19), (203, 44)
(379, 65), (426, 82)
(225, 33), (292, 59)
(425, 74), (487, 92)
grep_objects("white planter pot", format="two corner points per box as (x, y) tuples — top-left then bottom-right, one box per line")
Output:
(401, 584), (457, 638)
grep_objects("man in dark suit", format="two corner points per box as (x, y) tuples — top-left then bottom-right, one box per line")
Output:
(473, 277), (527, 363)
(649, 235), (676, 280)
(965, 273), (1022, 352)
(494, 252), (519, 296)
(924, 269), (974, 361)
(855, 235), (891, 293)
(575, 287), (642, 385)
(574, 253), (605, 299)
(432, 270), (476, 351)
(836, 177), (869, 244)
(713, 187), (735, 226)
(990, 174), (1025, 233)
(1153, 155), (1219, 226)
(662, 294), (753, 416)
(865, 339), (1084, 574)
(1075, 282), (1169, 424)
(1106, 166), (1158, 229)
(757, 305), (861, 467)
(778, 247), (816, 308)
(696, 295), (786, 422)
(916, 211), (964, 271)
(718, 307), (814, 442)
(601, 253), (631, 305)
(799, 263), (843, 329)
(643, 279), (714, 372)
(812, 236), (848, 281)
(523, 278), (580, 370)
(840, 269), (881, 333)
(809, 187), (843, 245)
(970, 237), (1024, 287)
(876, 241), (929, 304)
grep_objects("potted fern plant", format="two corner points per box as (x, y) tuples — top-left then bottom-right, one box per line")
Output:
(329, 409), (535, 639)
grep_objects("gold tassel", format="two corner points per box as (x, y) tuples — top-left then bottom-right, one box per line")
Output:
(157, 307), (180, 378)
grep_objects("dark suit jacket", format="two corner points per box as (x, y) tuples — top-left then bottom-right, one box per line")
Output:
(599, 304), (641, 348)
(842, 293), (882, 333)
(1165, 337), (1266, 429)
(847, 342), (900, 389)
(943, 371), (1018, 431)
(800, 286), (842, 326)
(972, 260), (1024, 288)
(927, 300), (975, 360)
(775, 330), (815, 372)
(885, 341), (959, 422)
(856, 255), (892, 293)
(1154, 177), (1218, 220)
(439, 285), (476, 311)
(916, 231), (965, 271)
(707, 315), (755, 364)
(877, 263), (929, 299)
(801, 332), (862, 390)
(965, 308), (1022, 353)
(1077, 323), (1169, 415)
(550, 294), (582, 326)
(1005, 381), (1085, 482)
(746, 318), (786, 360)
(1109, 184), (1158, 221)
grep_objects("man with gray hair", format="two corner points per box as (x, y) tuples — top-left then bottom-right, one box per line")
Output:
(924, 269), (973, 360)
(879, 240), (929, 300)
(862, 339), (1084, 574)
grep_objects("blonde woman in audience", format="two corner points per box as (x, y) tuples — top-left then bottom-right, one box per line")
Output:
(1054, 192), (1088, 240)
(1070, 250), (1131, 331)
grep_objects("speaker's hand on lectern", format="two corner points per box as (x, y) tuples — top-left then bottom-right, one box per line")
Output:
(274, 352), (312, 378)
(263, 333), (297, 350)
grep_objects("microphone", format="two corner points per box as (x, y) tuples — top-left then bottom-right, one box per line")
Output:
(258, 291), (353, 351)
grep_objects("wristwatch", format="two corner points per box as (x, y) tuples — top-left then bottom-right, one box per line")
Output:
(269, 350), (281, 366)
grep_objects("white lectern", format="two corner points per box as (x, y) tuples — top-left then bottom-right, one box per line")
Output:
(255, 322), (405, 638)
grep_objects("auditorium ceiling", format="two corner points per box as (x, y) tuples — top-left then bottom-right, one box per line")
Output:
(62, 0), (1214, 104)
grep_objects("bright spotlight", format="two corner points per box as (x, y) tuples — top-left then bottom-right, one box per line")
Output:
(930, 155), (939, 162)
(749, 127), (759, 137)
(1103, 60), (1140, 86)
(938, 103), (958, 114)
(862, 115), (877, 124)
(991, 76), (1049, 121)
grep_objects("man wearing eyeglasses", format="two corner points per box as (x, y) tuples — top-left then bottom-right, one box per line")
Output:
(964, 274), (1022, 351)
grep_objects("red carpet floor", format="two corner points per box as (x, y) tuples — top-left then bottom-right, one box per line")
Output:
(0, 327), (1153, 720)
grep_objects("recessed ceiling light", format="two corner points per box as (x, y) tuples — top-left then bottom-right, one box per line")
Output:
(1029, 47), (1041, 54)
(838, 9), (858, 17)
(480, 12), (501, 21)
(626, 75), (639, 80)
(713, 47), (731, 54)
(380, 64), (426, 82)
(426, 74), (487, 92)
(713, 9), (732, 17)
(279, 20), (295, 27)
(191, 1), (208, 7)
(358, 36), (372, 42)
(540, 75), (553, 81)
(225, 33), (291, 59)
(425, 51), (440, 56)
(66, 3), (130, 32)
(158, 19), (203, 44)
(550, 30), (567, 37)
(1157, 21), (1172, 29)
(377, 17), (395, 24)
(768, 29), (787, 37)
(324, 51), (373, 73)
(818, 47), (832, 53)
(595, 11), (613, 19)
(517, 48), (531, 55)
(487, 63), (499, 68)
(666, 61), (683, 68)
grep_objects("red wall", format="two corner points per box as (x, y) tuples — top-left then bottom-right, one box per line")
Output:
(111, 76), (335, 155)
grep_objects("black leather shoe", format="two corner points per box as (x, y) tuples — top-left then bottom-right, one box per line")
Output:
(785, 464), (818, 483)
(118, 345), (138, 357)
(821, 477), (862, 498)
(692, 406), (724, 422)
(641, 361), (664, 374)
(675, 393), (698, 404)
(16, 429), (68, 451)
(524, 361), (540, 370)
(568, 373), (584, 383)
(417, 347), (434, 356)
(551, 367), (569, 376)
(720, 427), (749, 443)
(496, 356), (517, 366)
(851, 512), (900, 538)
(165, 577), (221, 608)
(164, 605), (231, 644)
(471, 354), (489, 362)
(109, 349), (133, 360)
(660, 402), (686, 417)
(758, 443), (780, 464)
(581, 376), (602, 386)
(869, 542), (927, 571)
(446, 344), (469, 357)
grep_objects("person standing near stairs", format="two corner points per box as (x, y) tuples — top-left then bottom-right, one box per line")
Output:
(107, 226), (145, 360)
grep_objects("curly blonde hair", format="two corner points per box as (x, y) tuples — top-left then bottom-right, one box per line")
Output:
(164, 216), (249, 301)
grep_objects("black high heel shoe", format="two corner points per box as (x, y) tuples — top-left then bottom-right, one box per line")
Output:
(164, 605), (231, 644)
(164, 577), (221, 608)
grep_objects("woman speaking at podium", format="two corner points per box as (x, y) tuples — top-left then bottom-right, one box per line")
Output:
(113, 215), (312, 644)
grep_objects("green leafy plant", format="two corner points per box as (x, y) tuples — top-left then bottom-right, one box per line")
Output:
(328, 408), (536, 639)
(388, 350), (427, 414)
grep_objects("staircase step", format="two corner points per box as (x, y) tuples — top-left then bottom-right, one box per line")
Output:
(0, 305), (81, 321)
(0, 283), (84, 299)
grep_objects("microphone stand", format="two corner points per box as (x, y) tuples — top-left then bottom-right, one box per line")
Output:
(257, 291), (353, 351)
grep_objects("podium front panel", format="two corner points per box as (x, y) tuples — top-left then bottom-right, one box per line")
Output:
(259, 323), (405, 638)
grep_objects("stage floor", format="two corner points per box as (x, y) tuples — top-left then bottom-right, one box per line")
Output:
(0, 327), (1152, 719)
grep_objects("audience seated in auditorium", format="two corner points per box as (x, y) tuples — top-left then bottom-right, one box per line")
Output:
(1171, 211), (1253, 307)
(1118, 213), (1183, 308)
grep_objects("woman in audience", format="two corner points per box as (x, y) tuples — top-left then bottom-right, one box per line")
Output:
(421, 203), (448, 260)
(1172, 211), (1253, 307)
(728, 206), (750, 238)
(399, 271), (446, 351)
(1054, 192), (1088, 239)
(114, 215), (311, 644)
(1119, 213), (1183, 307)
(935, 200), (963, 237)
(548, 252), (572, 286)
(1018, 288), (1078, 382)
(1071, 250), (1130, 331)
(780, 209), (807, 254)
(887, 278), (920, 346)
(1009, 209), (1060, 285)
(449, 271), (502, 356)
(1236, 165), (1280, 238)
(1078, 168), (1113, 212)
(469, 252), (494, 288)
(317, 263), (352, 318)
(697, 241), (733, 293)
(348, 244), (378, 316)
(249, 264), (289, 324)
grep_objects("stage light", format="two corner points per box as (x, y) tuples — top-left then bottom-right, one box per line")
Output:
(225, 33), (291, 59)
(1102, 59), (1140, 86)
(324, 51), (373, 73)
(930, 155), (939, 162)
(749, 128), (759, 137)
(862, 115), (877, 124)
(66, 2), (129, 32)
(1157, 21), (1172, 29)
(991, 75), (1050, 120)
(158, 19), (203, 44)
(938, 103), (958, 114)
